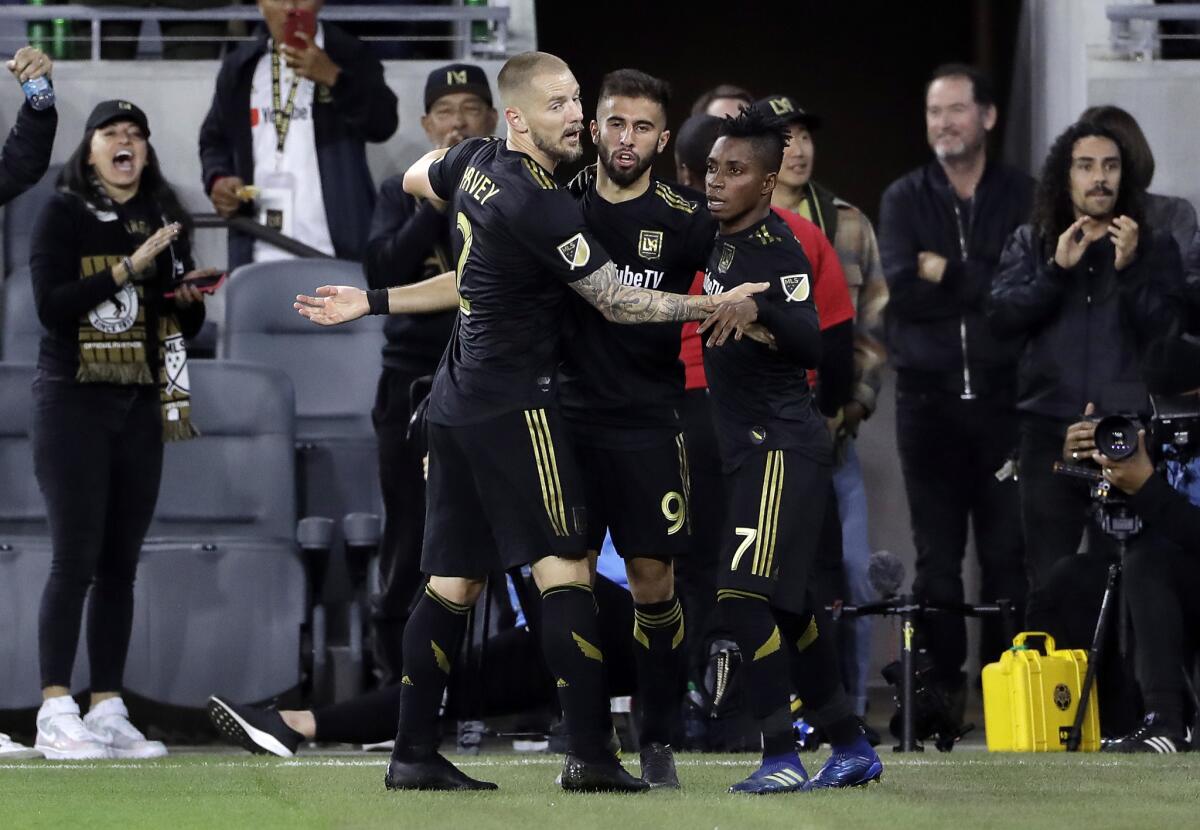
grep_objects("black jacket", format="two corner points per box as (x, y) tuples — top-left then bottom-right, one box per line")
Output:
(198, 24), (398, 268)
(363, 175), (455, 375)
(879, 159), (1033, 395)
(0, 101), (56, 206)
(1131, 473), (1200, 552)
(988, 224), (1183, 421)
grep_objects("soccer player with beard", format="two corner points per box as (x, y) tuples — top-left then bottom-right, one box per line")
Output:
(295, 51), (763, 793)
(558, 69), (717, 788)
(697, 108), (882, 793)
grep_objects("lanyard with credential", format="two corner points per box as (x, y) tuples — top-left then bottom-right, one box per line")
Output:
(270, 48), (302, 156)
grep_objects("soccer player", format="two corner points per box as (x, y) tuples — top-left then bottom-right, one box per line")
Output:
(696, 108), (883, 793)
(559, 68), (717, 787)
(294, 51), (762, 793)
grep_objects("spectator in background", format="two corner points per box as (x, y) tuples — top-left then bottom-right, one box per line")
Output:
(878, 64), (1031, 722)
(199, 0), (398, 268)
(0, 44), (58, 763)
(989, 120), (1184, 590)
(29, 100), (214, 760)
(363, 63), (496, 684)
(757, 93), (887, 719)
(690, 83), (753, 119)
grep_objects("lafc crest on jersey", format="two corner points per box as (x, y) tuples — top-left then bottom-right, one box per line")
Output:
(557, 233), (592, 270)
(780, 273), (811, 302)
(638, 229), (663, 261)
(717, 243), (736, 274)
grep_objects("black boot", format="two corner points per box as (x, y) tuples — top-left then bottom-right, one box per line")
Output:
(560, 752), (650, 793)
(385, 747), (498, 791)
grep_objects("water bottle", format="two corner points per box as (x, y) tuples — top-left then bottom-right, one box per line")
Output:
(21, 76), (54, 111)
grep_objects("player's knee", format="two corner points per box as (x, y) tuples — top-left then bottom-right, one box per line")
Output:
(427, 574), (484, 606)
(626, 556), (674, 603)
(531, 554), (592, 591)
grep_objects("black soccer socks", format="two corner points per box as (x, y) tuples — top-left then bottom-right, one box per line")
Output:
(632, 596), (686, 745)
(540, 582), (613, 760)
(717, 591), (794, 757)
(393, 585), (471, 753)
(776, 608), (861, 746)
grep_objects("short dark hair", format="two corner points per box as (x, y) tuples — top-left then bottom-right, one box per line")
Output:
(1079, 105), (1155, 191)
(597, 68), (671, 113)
(690, 83), (754, 116)
(926, 63), (995, 109)
(716, 106), (789, 174)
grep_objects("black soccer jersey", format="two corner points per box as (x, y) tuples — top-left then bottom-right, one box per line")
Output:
(425, 137), (609, 426)
(701, 210), (831, 472)
(558, 167), (717, 448)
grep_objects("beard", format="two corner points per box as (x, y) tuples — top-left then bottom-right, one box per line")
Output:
(933, 131), (983, 162)
(597, 142), (655, 187)
(533, 125), (584, 165)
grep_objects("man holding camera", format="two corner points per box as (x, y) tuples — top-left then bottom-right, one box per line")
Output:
(989, 120), (1184, 592)
(1061, 338), (1200, 753)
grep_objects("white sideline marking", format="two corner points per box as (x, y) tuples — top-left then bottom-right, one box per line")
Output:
(0, 756), (1146, 772)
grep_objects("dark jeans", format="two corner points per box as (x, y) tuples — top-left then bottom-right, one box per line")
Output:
(675, 389), (727, 682)
(895, 386), (1026, 685)
(33, 377), (162, 691)
(1017, 416), (1115, 591)
(370, 367), (431, 684)
(1124, 537), (1200, 730)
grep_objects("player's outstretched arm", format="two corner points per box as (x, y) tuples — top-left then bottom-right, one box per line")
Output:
(571, 261), (767, 324)
(295, 271), (459, 325)
(402, 148), (450, 207)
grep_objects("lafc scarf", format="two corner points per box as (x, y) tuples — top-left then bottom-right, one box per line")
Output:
(75, 179), (197, 441)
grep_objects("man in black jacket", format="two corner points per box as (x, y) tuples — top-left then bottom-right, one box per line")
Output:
(1080, 337), (1200, 753)
(989, 121), (1183, 591)
(878, 64), (1031, 708)
(363, 64), (496, 683)
(1, 46), (56, 206)
(198, 0), (398, 268)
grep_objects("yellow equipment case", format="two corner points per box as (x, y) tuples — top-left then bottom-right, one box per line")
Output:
(982, 631), (1100, 752)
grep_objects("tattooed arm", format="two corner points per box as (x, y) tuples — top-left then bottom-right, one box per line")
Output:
(571, 261), (766, 324)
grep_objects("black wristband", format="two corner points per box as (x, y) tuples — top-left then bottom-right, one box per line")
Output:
(366, 288), (389, 315)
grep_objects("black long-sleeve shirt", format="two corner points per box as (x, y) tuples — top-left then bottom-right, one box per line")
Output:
(31, 190), (204, 380)
(0, 100), (56, 206)
(363, 174), (455, 374)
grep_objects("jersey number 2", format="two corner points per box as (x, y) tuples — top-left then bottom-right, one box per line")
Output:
(455, 212), (473, 315)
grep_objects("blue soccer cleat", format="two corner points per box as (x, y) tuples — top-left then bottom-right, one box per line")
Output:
(802, 738), (883, 790)
(728, 753), (808, 794)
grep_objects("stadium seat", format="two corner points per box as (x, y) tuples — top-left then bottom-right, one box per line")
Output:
(0, 361), (311, 710)
(3, 164), (60, 276)
(1, 268), (40, 363)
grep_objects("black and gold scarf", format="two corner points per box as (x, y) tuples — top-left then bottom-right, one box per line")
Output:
(75, 178), (197, 441)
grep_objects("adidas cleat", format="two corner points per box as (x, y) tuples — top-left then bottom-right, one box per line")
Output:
(728, 754), (808, 794)
(207, 696), (301, 758)
(639, 742), (680, 789)
(803, 740), (883, 790)
(560, 752), (649, 793)
(1102, 713), (1190, 754)
(385, 751), (498, 791)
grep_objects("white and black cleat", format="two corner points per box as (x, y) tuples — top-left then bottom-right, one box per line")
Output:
(206, 695), (301, 758)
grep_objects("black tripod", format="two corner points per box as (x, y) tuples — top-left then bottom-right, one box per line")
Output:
(833, 596), (1017, 751)
(1052, 461), (1141, 751)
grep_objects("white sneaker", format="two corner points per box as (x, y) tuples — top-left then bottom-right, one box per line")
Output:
(84, 697), (167, 760)
(35, 696), (110, 760)
(0, 732), (43, 760)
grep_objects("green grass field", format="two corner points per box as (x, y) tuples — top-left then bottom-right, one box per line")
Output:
(3, 751), (1199, 830)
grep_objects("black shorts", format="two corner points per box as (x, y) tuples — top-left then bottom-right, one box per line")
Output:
(572, 434), (692, 559)
(422, 408), (587, 578)
(717, 448), (830, 614)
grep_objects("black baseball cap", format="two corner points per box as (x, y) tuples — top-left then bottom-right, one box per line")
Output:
(751, 94), (822, 131)
(1142, 336), (1200, 396)
(675, 113), (722, 177)
(424, 63), (493, 113)
(86, 99), (151, 138)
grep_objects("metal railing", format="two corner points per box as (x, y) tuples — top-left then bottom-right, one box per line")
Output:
(1109, 3), (1200, 60)
(192, 213), (333, 259)
(0, 4), (512, 60)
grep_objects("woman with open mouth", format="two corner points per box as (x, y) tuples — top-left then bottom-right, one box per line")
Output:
(26, 99), (219, 761)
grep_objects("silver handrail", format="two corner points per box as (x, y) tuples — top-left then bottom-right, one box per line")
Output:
(0, 4), (511, 60)
(1108, 3), (1200, 60)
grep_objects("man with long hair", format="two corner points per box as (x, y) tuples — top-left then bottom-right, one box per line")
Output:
(989, 120), (1184, 588)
